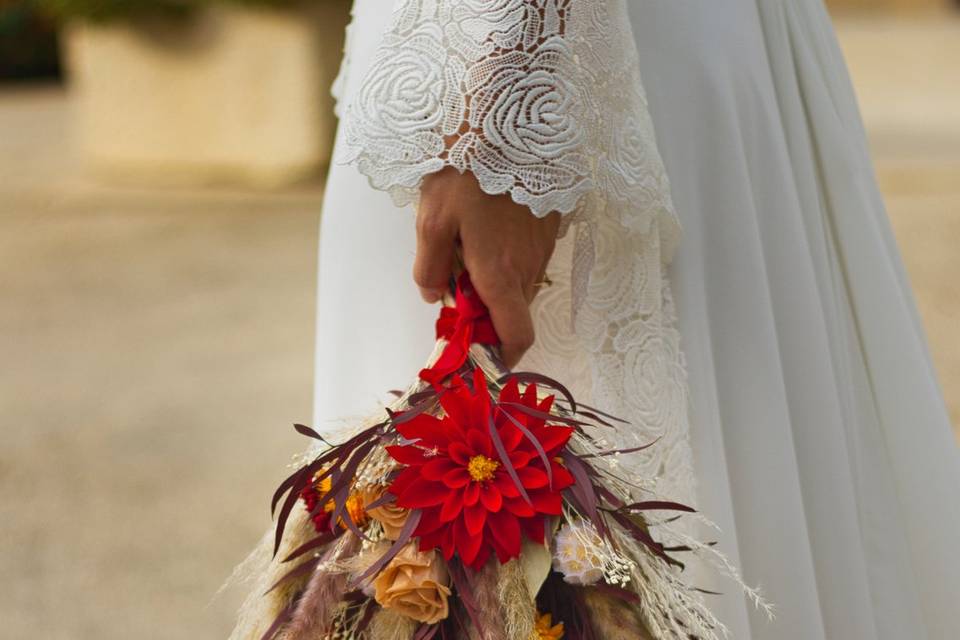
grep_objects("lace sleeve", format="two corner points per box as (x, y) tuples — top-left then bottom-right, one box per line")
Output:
(341, 0), (679, 247)
(341, 0), (684, 350)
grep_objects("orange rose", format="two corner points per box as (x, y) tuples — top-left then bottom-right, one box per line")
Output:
(363, 486), (410, 540)
(373, 542), (451, 624)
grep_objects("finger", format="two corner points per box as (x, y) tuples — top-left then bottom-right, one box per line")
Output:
(475, 278), (535, 369)
(413, 209), (458, 303)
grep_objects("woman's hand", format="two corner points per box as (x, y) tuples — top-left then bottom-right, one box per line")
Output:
(414, 167), (561, 368)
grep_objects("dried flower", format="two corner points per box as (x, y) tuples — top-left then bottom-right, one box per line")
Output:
(362, 486), (410, 540)
(373, 542), (452, 624)
(532, 611), (564, 639)
(552, 519), (607, 586)
(387, 370), (574, 568)
(300, 471), (368, 532)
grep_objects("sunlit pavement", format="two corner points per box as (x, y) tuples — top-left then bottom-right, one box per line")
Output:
(1, 87), (324, 638)
(1, 15), (957, 639)
(837, 17), (960, 431)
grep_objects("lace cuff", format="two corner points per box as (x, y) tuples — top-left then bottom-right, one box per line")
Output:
(343, 0), (600, 218)
(341, 0), (681, 267)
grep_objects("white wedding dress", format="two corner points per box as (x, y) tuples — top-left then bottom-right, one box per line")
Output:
(311, 1), (960, 639)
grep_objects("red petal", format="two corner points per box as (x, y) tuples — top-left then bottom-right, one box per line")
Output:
(535, 425), (574, 453)
(417, 506), (445, 535)
(508, 449), (534, 469)
(386, 445), (428, 466)
(503, 497), (535, 518)
(479, 484), (502, 512)
(422, 458), (456, 481)
(463, 502), (487, 536)
(488, 511), (522, 561)
(517, 466), (549, 489)
(470, 544), (492, 570)
(396, 414), (449, 446)
(439, 385), (473, 433)
(441, 525), (456, 561)
(448, 441), (472, 465)
(463, 482), (480, 506)
(466, 429), (491, 457)
(522, 382), (538, 406)
(498, 377), (521, 405)
(499, 419), (524, 450)
(471, 368), (489, 402)
(495, 474), (521, 498)
(418, 529), (443, 552)
(443, 467), (471, 489)
(529, 490), (563, 515)
(440, 491), (463, 522)
(551, 463), (575, 489)
(456, 517), (483, 566)
(521, 516), (548, 545)
(396, 477), (449, 509)
(537, 393), (555, 414)
(388, 467), (419, 495)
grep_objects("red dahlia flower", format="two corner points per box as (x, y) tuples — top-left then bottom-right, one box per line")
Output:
(386, 369), (575, 569)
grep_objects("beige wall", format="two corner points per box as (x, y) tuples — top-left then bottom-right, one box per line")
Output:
(827, 0), (950, 12)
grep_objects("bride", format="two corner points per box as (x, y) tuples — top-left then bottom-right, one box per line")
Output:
(271, 1), (959, 638)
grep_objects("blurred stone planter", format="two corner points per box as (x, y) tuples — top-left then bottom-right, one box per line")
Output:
(62, 2), (349, 188)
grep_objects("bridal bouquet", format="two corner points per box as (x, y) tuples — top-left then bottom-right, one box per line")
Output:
(231, 273), (761, 640)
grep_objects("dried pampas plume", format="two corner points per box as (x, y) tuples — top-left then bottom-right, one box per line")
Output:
(463, 560), (509, 640)
(368, 608), (418, 640)
(497, 559), (536, 640)
(224, 505), (317, 640)
(279, 534), (360, 640)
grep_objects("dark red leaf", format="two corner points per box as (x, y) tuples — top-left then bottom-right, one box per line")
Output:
(581, 439), (661, 458)
(414, 624), (440, 640)
(498, 372), (578, 413)
(561, 451), (606, 537)
(350, 509), (423, 586)
(608, 510), (683, 570)
(294, 423), (325, 441)
(274, 466), (314, 557)
(447, 559), (485, 638)
(496, 404), (553, 488)
(623, 500), (697, 513)
(282, 529), (340, 563)
(498, 401), (589, 427)
(487, 415), (531, 505)
(263, 556), (320, 595)
(566, 399), (629, 424)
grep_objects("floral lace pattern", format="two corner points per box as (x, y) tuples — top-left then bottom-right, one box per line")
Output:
(339, 0), (697, 519)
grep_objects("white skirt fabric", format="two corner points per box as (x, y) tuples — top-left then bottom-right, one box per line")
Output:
(313, 1), (960, 638)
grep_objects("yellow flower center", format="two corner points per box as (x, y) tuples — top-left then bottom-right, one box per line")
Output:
(467, 455), (499, 482)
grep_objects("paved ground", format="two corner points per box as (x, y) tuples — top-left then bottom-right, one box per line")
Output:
(0, 87), (324, 638)
(1, 15), (958, 640)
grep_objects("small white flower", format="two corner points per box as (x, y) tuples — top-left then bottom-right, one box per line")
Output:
(553, 517), (636, 587)
(552, 519), (606, 585)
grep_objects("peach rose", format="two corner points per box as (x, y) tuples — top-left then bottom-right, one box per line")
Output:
(373, 542), (451, 624)
(363, 487), (410, 540)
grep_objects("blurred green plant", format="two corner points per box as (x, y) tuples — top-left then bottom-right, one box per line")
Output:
(32, 0), (314, 22)
(0, 0), (61, 79)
